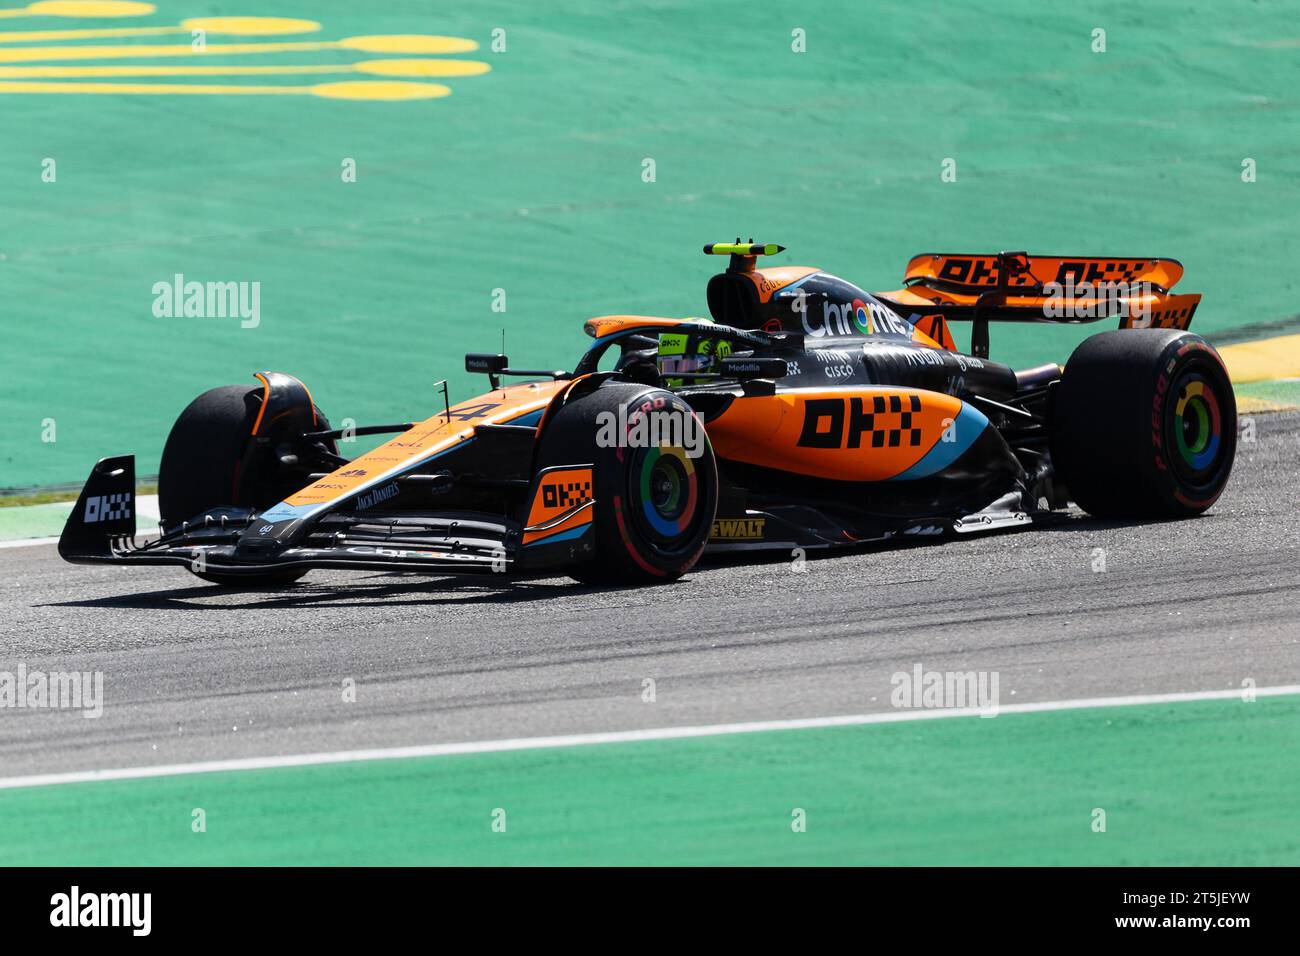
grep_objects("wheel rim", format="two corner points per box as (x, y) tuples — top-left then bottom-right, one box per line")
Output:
(648, 456), (684, 519)
(632, 445), (700, 546)
(1166, 370), (1225, 486)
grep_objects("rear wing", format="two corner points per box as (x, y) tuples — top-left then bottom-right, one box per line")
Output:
(875, 250), (1201, 358)
(903, 252), (1185, 294)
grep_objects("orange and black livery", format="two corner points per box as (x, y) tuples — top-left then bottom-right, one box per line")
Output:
(59, 241), (1236, 586)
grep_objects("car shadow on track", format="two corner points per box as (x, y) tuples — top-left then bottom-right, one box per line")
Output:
(41, 512), (1179, 611)
(693, 509), (1137, 561)
(38, 573), (652, 611)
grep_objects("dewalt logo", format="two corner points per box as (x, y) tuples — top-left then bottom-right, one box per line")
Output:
(710, 518), (765, 540)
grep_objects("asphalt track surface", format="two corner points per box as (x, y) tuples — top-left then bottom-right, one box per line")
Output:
(2, 412), (1297, 781)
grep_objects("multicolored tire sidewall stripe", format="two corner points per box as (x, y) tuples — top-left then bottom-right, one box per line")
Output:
(636, 445), (699, 539)
(1172, 373), (1222, 475)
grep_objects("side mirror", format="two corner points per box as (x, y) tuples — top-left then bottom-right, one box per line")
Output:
(719, 357), (788, 380)
(465, 353), (508, 374)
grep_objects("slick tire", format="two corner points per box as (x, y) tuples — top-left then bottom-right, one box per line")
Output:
(1050, 329), (1236, 518)
(537, 382), (718, 585)
(159, 384), (318, 586)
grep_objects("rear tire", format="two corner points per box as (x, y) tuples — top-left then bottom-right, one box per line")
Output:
(159, 384), (313, 586)
(537, 383), (718, 584)
(1051, 329), (1236, 518)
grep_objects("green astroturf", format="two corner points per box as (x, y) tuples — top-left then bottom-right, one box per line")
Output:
(2, 695), (1296, 865)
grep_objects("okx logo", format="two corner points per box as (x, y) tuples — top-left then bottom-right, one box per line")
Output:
(84, 492), (132, 523)
(542, 478), (592, 512)
(797, 396), (924, 449)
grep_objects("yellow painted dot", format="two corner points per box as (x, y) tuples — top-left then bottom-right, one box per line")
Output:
(357, 58), (490, 78)
(180, 17), (321, 36)
(311, 80), (450, 101)
(340, 35), (477, 54)
(26, 0), (154, 15)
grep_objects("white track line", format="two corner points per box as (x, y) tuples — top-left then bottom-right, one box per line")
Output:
(2, 685), (1297, 791)
(0, 533), (161, 550)
(0, 535), (62, 549)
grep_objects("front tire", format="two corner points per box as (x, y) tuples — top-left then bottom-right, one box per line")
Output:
(537, 383), (719, 584)
(158, 384), (318, 586)
(1051, 329), (1236, 518)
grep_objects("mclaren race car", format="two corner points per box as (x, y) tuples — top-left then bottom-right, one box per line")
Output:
(60, 243), (1237, 585)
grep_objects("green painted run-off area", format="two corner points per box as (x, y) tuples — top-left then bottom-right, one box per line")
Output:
(2, 695), (1296, 865)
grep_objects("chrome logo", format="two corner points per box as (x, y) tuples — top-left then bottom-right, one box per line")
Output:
(852, 298), (873, 334)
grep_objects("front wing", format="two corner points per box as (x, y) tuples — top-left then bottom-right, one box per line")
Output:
(58, 456), (597, 577)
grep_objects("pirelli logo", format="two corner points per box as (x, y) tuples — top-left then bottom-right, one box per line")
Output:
(797, 395), (923, 449)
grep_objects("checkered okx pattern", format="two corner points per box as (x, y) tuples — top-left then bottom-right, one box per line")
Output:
(542, 480), (592, 511)
(84, 493), (132, 524)
(858, 394), (924, 448)
(1145, 304), (1199, 328)
(799, 395), (928, 450)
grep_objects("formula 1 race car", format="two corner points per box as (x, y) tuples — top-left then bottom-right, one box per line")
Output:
(59, 243), (1237, 586)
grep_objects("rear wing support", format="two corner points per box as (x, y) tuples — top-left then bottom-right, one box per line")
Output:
(969, 251), (1033, 358)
